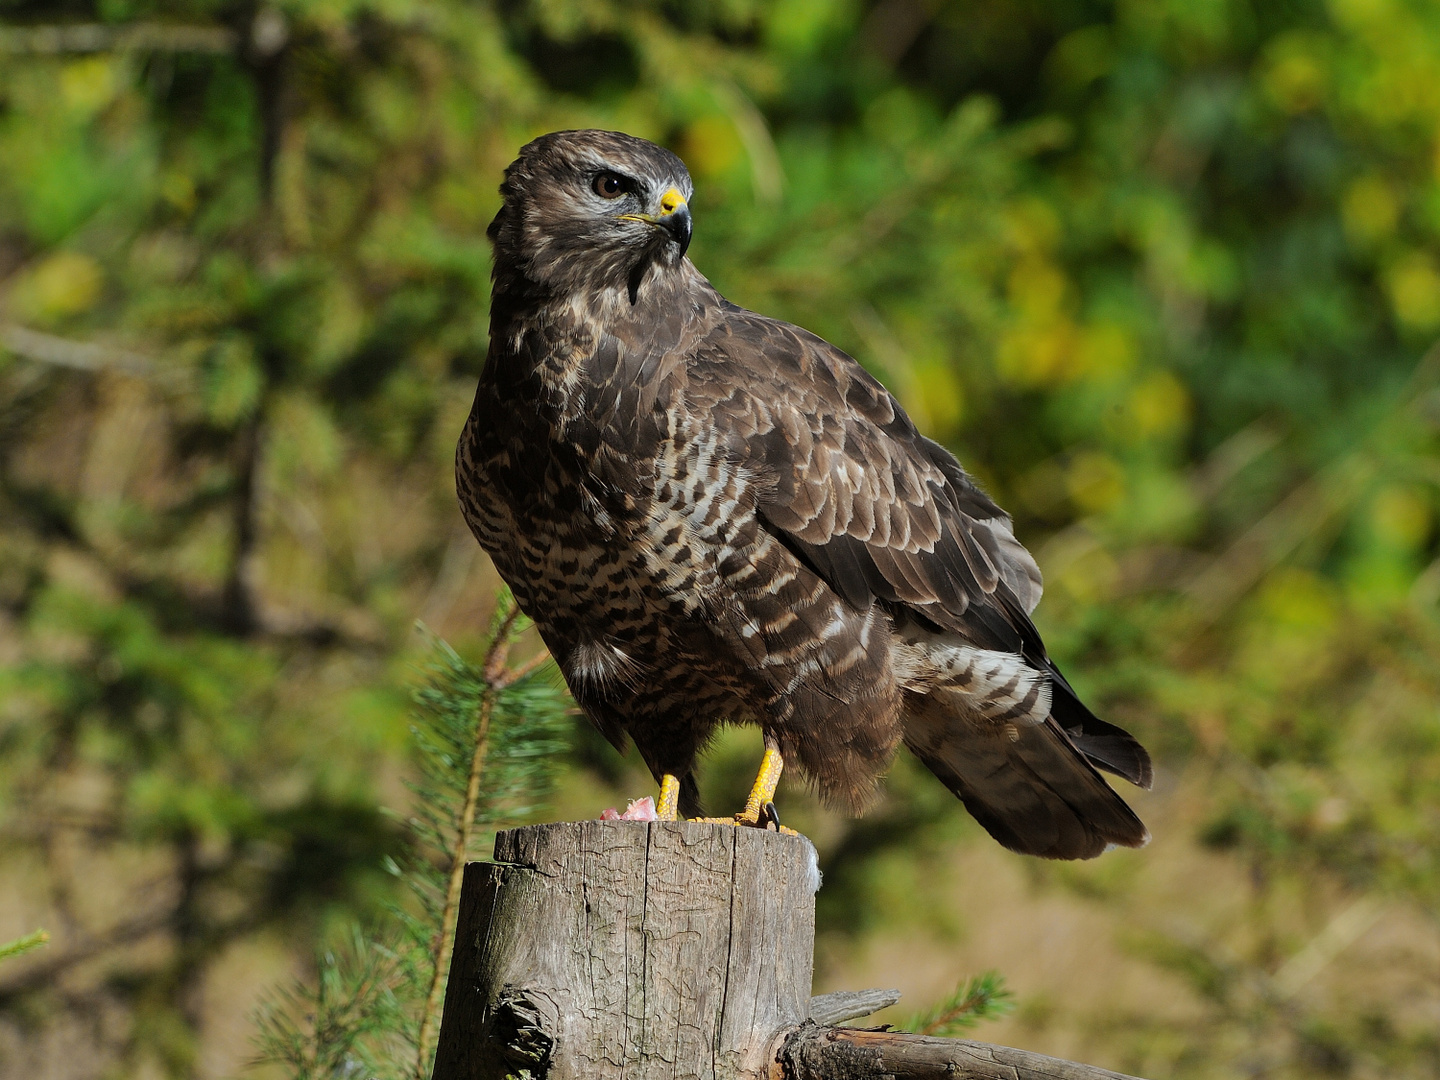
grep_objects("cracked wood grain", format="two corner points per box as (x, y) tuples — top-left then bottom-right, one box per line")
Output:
(431, 820), (820, 1080)
(807, 988), (902, 1026)
(430, 821), (1148, 1080)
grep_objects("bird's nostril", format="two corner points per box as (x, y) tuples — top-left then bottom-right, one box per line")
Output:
(660, 187), (685, 215)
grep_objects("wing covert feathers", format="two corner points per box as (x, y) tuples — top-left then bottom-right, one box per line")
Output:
(691, 310), (1044, 648)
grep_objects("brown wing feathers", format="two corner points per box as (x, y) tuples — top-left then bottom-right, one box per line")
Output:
(704, 308), (1151, 858)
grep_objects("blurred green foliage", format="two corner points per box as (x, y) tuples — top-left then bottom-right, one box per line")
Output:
(1, 0), (1438, 1077)
(254, 609), (569, 1080)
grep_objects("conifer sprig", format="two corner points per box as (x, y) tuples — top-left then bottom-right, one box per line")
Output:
(0, 930), (48, 965)
(906, 971), (1014, 1038)
(253, 592), (569, 1080)
(253, 926), (405, 1080)
(409, 598), (561, 1078)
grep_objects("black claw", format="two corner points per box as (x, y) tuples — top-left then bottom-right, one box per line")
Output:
(760, 801), (780, 831)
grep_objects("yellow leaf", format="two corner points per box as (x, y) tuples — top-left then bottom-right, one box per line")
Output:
(1342, 176), (1399, 246)
(681, 115), (744, 179)
(60, 56), (120, 116)
(10, 252), (104, 322)
(1387, 251), (1440, 331)
(1127, 371), (1191, 440)
(1074, 322), (1136, 381)
(996, 324), (1076, 387)
(1007, 257), (1068, 320)
(1262, 33), (1329, 114)
(1371, 486), (1430, 550)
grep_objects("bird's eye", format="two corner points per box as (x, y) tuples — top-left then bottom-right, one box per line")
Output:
(593, 172), (627, 199)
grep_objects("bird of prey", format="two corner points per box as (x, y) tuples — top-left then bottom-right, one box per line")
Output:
(457, 130), (1152, 859)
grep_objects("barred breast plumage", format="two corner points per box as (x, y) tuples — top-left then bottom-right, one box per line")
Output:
(456, 129), (1153, 858)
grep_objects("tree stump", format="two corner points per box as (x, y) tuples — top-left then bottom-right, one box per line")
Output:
(432, 819), (820, 1080)
(432, 820), (1150, 1080)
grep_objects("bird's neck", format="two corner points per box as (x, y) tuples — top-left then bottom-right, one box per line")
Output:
(485, 259), (714, 388)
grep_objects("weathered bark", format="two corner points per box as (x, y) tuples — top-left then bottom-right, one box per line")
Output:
(432, 820), (820, 1080)
(777, 1023), (1148, 1080)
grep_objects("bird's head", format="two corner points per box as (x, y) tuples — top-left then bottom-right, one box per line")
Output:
(488, 130), (695, 302)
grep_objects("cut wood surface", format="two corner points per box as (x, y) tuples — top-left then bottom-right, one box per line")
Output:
(432, 819), (820, 1080)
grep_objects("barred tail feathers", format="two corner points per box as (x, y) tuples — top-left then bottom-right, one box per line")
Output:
(903, 690), (1149, 860)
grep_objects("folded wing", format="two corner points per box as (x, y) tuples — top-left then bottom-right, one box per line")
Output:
(688, 304), (1151, 857)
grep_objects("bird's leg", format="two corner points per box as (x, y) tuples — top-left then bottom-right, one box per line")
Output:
(686, 736), (798, 833)
(736, 735), (784, 826)
(656, 773), (681, 822)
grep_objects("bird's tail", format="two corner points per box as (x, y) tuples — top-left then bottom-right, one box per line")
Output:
(903, 690), (1150, 860)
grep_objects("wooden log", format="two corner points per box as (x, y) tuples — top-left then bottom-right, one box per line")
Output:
(776, 1023), (1149, 1080)
(431, 819), (821, 1080)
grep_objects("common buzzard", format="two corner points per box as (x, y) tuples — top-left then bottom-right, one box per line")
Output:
(457, 130), (1151, 859)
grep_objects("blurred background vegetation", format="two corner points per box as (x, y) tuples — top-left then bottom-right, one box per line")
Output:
(1, 0), (1439, 1077)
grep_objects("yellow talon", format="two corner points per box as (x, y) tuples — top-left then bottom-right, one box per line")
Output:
(737, 739), (784, 826)
(688, 815), (798, 836)
(661, 740), (793, 832)
(657, 773), (681, 821)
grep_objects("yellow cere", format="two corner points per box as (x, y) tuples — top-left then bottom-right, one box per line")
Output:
(659, 187), (686, 215)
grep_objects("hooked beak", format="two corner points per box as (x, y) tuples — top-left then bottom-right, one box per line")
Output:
(620, 186), (692, 258)
(661, 202), (692, 258)
(656, 186), (691, 257)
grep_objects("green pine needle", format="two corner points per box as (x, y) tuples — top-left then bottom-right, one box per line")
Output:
(0, 929), (49, 964)
(906, 971), (1014, 1037)
(252, 925), (405, 1080)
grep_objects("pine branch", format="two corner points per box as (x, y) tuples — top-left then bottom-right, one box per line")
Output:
(252, 926), (404, 1080)
(412, 600), (532, 1078)
(255, 591), (568, 1080)
(411, 690), (493, 1076)
(494, 646), (553, 689)
(907, 971), (1014, 1038)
